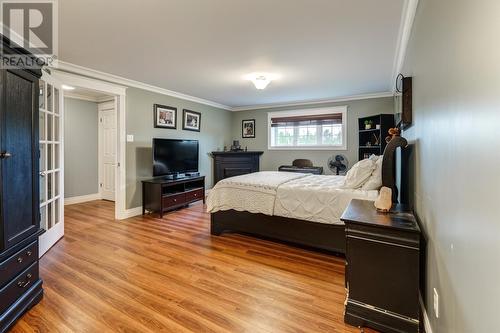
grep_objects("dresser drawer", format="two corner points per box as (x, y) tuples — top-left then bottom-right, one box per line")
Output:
(0, 261), (39, 314)
(185, 189), (204, 202)
(163, 193), (186, 208)
(0, 241), (38, 288)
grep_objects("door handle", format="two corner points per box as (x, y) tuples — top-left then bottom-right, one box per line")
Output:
(40, 171), (46, 177)
(0, 152), (12, 159)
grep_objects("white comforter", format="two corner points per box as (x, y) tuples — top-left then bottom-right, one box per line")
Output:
(274, 175), (379, 225)
(206, 171), (308, 215)
(206, 171), (379, 225)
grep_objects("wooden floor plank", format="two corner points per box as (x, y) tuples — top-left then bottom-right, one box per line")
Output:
(9, 200), (377, 333)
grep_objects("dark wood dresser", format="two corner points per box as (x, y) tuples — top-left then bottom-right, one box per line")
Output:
(0, 35), (44, 332)
(341, 199), (421, 333)
(211, 151), (263, 184)
(142, 176), (205, 217)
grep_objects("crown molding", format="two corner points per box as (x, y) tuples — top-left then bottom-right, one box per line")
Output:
(391, 0), (419, 92)
(54, 61), (233, 111)
(231, 92), (394, 112)
(64, 92), (99, 102)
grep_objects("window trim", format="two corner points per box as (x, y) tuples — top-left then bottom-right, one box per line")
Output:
(267, 106), (348, 150)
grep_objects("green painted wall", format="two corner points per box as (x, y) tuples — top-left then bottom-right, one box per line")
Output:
(64, 97), (99, 198)
(125, 88), (232, 209)
(400, 0), (500, 331)
(231, 97), (394, 173)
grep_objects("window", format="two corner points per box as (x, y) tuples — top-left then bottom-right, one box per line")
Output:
(268, 107), (347, 150)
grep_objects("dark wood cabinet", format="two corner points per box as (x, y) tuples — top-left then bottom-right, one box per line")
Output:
(341, 199), (421, 333)
(358, 114), (394, 161)
(0, 36), (44, 332)
(142, 176), (205, 217)
(211, 151), (263, 184)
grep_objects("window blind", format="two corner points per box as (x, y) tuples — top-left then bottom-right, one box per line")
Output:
(270, 113), (343, 127)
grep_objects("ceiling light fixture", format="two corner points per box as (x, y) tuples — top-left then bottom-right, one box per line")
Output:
(244, 73), (279, 90)
(62, 84), (75, 90)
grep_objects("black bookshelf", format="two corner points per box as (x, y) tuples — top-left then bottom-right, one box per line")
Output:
(358, 114), (394, 160)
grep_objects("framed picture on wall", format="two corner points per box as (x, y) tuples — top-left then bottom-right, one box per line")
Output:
(242, 119), (255, 138)
(182, 109), (201, 132)
(154, 104), (177, 129)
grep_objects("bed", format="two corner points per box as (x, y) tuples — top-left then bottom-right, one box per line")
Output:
(207, 137), (407, 254)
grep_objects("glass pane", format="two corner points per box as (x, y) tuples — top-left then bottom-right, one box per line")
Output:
(40, 205), (47, 229)
(54, 199), (60, 225)
(54, 88), (59, 114)
(39, 143), (46, 171)
(40, 172), (46, 203)
(39, 112), (46, 140)
(47, 172), (53, 200)
(47, 84), (53, 112)
(54, 115), (59, 141)
(55, 171), (59, 197)
(54, 144), (59, 169)
(47, 114), (53, 141)
(39, 80), (45, 109)
(47, 144), (52, 170)
(47, 202), (53, 228)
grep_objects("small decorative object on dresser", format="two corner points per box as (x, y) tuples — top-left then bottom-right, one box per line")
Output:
(374, 186), (392, 212)
(242, 119), (255, 138)
(341, 199), (421, 333)
(182, 109), (201, 132)
(154, 104), (177, 129)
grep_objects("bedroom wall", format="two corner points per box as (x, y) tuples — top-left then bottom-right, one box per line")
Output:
(231, 97), (394, 173)
(64, 97), (99, 198)
(125, 88), (232, 209)
(400, 0), (500, 331)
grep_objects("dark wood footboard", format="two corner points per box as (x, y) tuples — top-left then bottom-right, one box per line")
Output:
(211, 210), (346, 254)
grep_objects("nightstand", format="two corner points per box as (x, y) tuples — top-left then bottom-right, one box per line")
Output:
(341, 199), (421, 333)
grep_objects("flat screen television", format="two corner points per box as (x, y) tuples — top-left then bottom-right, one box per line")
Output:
(153, 138), (199, 177)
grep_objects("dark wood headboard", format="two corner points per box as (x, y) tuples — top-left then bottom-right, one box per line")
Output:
(381, 136), (408, 202)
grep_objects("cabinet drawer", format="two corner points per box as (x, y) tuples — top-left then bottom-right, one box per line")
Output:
(0, 241), (38, 288)
(163, 193), (186, 208)
(0, 261), (39, 314)
(185, 189), (204, 202)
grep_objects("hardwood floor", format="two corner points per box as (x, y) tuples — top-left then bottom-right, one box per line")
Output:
(10, 200), (376, 333)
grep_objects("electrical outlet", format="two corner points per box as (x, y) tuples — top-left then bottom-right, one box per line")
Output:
(433, 288), (439, 318)
(126, 134), (134, 142)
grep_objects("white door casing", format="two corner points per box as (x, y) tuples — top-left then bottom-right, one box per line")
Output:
(39, 72), (64, 256)
(99, 99), (117, 201)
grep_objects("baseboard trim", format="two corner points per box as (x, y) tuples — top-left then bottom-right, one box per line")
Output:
(64, 193), (101, 205)
(420, 294), (433, 333)
(120, 206), (142, 219)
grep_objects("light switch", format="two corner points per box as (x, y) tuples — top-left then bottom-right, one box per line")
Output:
(127, 134), (134, 142)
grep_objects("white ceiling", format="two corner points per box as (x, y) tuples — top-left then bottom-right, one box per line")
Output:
(59, 0), (405, 109)
(65, 87), (112, 101)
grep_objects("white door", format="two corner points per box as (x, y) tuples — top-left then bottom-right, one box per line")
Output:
(99, 100), (117, 201)
(38, 73), (64, 256)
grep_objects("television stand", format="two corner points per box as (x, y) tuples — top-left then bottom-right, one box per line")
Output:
(142, 175), (205, 217)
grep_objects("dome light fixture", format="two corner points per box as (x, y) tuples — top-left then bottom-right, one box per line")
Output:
(244, 72), (279, 90)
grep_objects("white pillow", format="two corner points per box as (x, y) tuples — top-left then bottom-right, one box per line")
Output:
(362, 156), (384, 190)
(341, 159), (375, 189)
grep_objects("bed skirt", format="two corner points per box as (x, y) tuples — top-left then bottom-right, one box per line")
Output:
(211, 210), (346, 254)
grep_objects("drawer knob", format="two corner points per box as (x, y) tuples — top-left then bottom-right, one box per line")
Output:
(27, 273), (32, 279)
(17, 257), (23, 263)
(173, 199), (177, 202)
(194, 193), (197, 196)
(26, 251), (32, 256)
